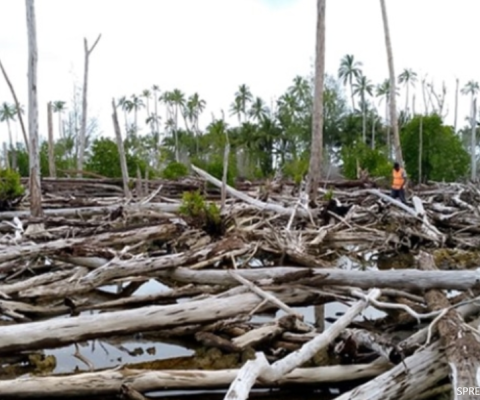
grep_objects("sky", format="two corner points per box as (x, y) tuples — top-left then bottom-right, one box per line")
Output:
(0, 0), (479, 145)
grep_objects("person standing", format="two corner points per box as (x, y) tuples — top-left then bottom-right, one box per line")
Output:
(391, 162), (407, 203)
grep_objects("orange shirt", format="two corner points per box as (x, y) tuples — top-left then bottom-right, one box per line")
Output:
(392, 168), (406, 190)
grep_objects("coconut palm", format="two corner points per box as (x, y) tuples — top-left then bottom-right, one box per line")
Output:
(398, 68), (418, 115)
(353, 74), (374, 143)
(0, 102), (17, 169)
(249, 97), (269, 122)
(338, 54), (363, 110)
(52, 100), (66, 138)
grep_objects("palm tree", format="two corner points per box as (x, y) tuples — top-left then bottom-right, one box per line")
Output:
(376, 79), (397, 158)
(127, 94), (144, 131)
(307, 0), (326, 200)
(249, 97), (269, 122)
(398, 68), (418, 115)
(142, 89), (152, 130)
(353, 74), (374, 143)
(338, 54), (363, 110)
(152, 85), (161, 133)
(117, 96), (129, 131)
(0, 102), (17, 169)
(232, 84), (253, 123)
(380, 0), (403, 165)
(52, 100), (66, 138)
(461, 80), (479, 179)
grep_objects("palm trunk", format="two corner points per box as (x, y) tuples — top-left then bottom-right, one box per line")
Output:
(412, 93), (416, 115)
(349, 76), (355, 110)
(471, 97), (477, 181)
(26, 0), (43, 219)
(47, 102), (56, 177)
(307, 0), (326, 201)
(362, 94), (366, 143)
(154, 93), (159, 133)
(380, 0), (403, 165)
(405, 84), (409, 115)
(454, 78), (459, 133)
(6, 119), (17, 170)
(78, 34), (101, 176)
(112, 99), (130, 198)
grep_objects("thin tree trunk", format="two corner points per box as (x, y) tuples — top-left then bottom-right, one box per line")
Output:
(0, 59), (29, 153)
(412, 93), (416, 115)
(422, 79), (429, 115)
(47, 102), (56, 177)
(349, 76), (355, 110)
(405, 84), (409, 115)
(77, 34), (101, 176)
(25, 0), (43, 221)
(380, 0), (403, 165)
(454, 78), (459, 133)
(471, 97), (477, 181)
(57, 110), (62, 138)
(418, 116), (423, 183)
(6, 119), (17, 170)
(154, 92), (159, 134)
(362, 94), (366, 143)
(111, 99), (131, 198)
(307, 0), (326, 201)
(3, 142), (10, 169)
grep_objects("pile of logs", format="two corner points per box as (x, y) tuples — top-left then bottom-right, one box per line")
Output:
(1, 167), (480, 399)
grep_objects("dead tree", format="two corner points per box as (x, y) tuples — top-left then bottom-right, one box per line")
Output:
(0, 59), (29, 153)
(77, 34), (101, 176)
(111, 99), (130, 198)
(25, 0), (43, 223)
(307, 0), (326, 201)
(47, 101), (56, 177)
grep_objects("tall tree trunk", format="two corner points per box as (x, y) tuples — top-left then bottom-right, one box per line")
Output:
(412, 93), (416, 115)
(418, 116), (423, 183)
(154, 92), (159, 133)
(454, 78), (459, 133)
(380, 0), (403, 165)
(422, 78), (429, 115)
(2, 142), (9, 169)
(57, 110), (62, 138)
(77, 34), (101, 176)
(307, 0), (326, 201)
(111, 99), (131, 198)
(6, 119), (17, 170)
(0, 60), (29, 153)
(405, 84), (409, 115)
(471, 97), (477, 181)
(47, 102), (56, 177)
(25, 0), (43, 220)
(349, 76), (355, 111)
(362, 94), (366, 143)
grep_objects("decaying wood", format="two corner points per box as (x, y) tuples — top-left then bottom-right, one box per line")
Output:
(418, 251), (480, 399)
(0, 361), (391, 398)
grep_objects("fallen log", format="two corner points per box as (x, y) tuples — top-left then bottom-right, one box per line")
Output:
(55, 258), (480, 291)
(0, 223), (179, 265)
(0, 287), (320, 354)
(0, 361), (390, 398)
(418, 251), (480, 399)
(0, 202), (180, 221)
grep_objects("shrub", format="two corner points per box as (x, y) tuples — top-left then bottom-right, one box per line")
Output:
(161, 161), (189, 180)
(0, 169), (25, 211)
(179, 190), (222, 235)
(341, 142), (391, 180)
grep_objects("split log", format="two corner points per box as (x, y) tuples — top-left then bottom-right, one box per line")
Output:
(0, 287), (319, 354)
(418, 251), (480, 399)
(0, 361), (390, 398)
(332, 342), (449, 400)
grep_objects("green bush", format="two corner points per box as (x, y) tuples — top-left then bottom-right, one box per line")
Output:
(161, 161), (189, 180)
(282, 158), (309, 184)
(341, 142), (391, 180)
(0, 169), (25, 211)
(179, 190), (222, 235)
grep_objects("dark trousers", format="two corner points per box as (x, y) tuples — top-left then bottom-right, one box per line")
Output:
(391, 188), (406, 203)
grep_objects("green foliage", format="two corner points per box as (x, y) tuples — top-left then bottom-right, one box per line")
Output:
(179, 190), (222, 234)
(0, 169), (25, 210)
(282, 157), (309, 184)
(341, 141), (391, 179)
(401, 114), (469, 182)
(323, 188), (334, 201)
(161, 161), (189, 180)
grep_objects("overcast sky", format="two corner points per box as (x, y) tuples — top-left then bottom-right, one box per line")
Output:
(0, 0), (478, 144)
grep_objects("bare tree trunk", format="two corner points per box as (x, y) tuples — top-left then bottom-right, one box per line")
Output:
(47, 102), (56, 177)
(0, 59), (29, 153)
(2, 142), (10, 169)
(77, 34), (101, 176)
(418, 116), (423, 183)
(454, 77), (459, 133)
(471, 97), (477, 181)
(380, 0), (403, 165)
(412, 93), (416, 115)
(6, 119), (17, 170)
(307, 0), (326, 201)
(111, 99), (131, 198)
(25, 0), (43, 221)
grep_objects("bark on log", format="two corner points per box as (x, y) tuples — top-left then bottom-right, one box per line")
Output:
(0, 361), (390, 398)
(0, 287), (319, 354)
(418, 251), (480, 399)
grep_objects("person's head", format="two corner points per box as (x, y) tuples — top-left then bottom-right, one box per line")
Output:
(393, 162), (400, 171)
